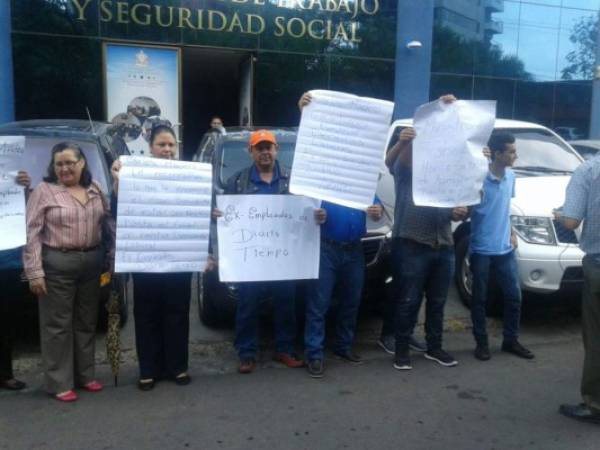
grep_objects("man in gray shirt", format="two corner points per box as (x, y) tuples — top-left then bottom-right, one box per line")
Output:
(385, 95), (468, 370)
(559, 154), (600, 424)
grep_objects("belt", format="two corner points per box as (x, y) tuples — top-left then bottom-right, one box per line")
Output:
(399, 238), (451, 250)
(322, 238), (362, 250)
(44, 244), (101, 253)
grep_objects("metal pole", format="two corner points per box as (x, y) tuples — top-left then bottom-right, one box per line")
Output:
(589, 10), (600, 139)
(0, 0), (14, 124)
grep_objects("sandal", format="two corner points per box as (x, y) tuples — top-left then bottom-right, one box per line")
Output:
(55, 390), (78, 402)
(137, 379), (155, 391)
(174, 373), (191, 386)
(83, 380), (104, 392)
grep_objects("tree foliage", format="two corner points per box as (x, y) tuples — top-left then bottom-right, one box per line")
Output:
(561, 13), (599, 80)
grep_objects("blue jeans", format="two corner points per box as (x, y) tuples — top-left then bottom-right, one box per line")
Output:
(394, 239), (455, 352)
(304, 241), (365, 361)
(235, 281), (296, 360)
(470, 251), (522, 343)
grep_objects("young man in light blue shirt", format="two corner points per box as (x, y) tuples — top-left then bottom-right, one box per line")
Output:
(469, 133), (533, 361)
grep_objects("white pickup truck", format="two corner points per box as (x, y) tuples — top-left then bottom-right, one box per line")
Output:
(378, 118), (585, 308)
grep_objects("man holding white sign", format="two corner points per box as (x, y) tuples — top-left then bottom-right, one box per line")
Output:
(386, 95), (474, 371)
(297, 93), (384, 378)
(213, 130), (326, 374)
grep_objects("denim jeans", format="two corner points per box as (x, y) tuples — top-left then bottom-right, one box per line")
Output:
(235, 280), (296, 360)
(470, 251), (521, 343)
(580, 254), (600, 411)
(394, 239), (455, 352)
(304, 241), (365, 361)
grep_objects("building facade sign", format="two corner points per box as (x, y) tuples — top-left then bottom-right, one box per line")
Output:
(19, 0), (395, 59)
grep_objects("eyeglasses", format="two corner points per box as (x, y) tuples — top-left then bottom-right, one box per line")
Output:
(54, 160), (80, 168)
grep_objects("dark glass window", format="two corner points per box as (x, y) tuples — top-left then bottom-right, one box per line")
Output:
(12, 34), (103, 121)
(473, 77), (516, 118)
(329, 57), (394, 100)
(513, 81), (555, 128)
(253, 52), (328, 126)
(430, 74), (473, 101)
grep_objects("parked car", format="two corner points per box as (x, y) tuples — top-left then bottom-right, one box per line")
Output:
(570, 140), (600, 161)
(383, 119), (585, 310)
(554, 126), (584, 141)
(0, 120), (130, 326)
(198, 128), (393, 326)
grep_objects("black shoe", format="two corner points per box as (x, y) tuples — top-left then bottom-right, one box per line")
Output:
(425, 348), (458, 367)
(307, 359), (324, 378)
(0, 378), (27, 391)
(409, 336), (427, 353)
(393, 346), (412, 370)
(474, 343), (491, 361)
(137, 379), (155, 391)
(333, 350), (363, 365)
(559, 403), (600, 424)
(174, 374), (191, 386)
(377, 335), (395, 355)
(502, 340), (534, 359)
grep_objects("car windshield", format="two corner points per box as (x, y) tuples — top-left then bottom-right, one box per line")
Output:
(509, 128), (581, 174)
(218, 137), (296, 186)
(8, 136), (110, 192)
(572, 144), (599, 161)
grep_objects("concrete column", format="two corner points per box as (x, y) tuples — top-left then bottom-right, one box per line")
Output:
(393, 0), (434, 119)
(0, 0), (15, 123)
(589, 11), (600, 139)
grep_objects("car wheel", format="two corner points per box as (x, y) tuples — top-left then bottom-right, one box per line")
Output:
(198, 271), (236, 327)
(454, 234), (502, 315)
(455, 235), (474, 308)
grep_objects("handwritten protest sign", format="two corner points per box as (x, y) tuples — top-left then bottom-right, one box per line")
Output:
(412, 100), (496, 207)
(290, 90), (393, 210)
(115, 156), (212, 273)
(217, 194), (321, 282)
(0, 136), (26, 250)
(0, 136), (25, 178)
(0, 181), (26, 251)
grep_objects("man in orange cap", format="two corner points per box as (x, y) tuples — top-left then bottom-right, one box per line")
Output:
(213, 129), (326, 374)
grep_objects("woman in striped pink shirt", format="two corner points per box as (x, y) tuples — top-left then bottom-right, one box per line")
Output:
(24, 142), (114, 402)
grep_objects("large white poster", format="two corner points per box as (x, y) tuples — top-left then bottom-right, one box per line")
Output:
(412, 100), (496, 207)
(105, 44), (180, 157)
(290, 90), (393, 210)
(217, 195), (321, 282)
(115, 156), (212, 273)
(0, 136), (26, 251)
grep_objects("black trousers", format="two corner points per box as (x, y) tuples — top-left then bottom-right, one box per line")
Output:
(0, 270), (24, 381)
(132, 272), (192, 380)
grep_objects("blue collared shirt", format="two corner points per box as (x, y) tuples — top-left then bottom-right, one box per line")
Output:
(562, 155), (600, 255)
(321, 198), (380, 243)
(470, 169), (515, 255)
(250, 164), (281, 194)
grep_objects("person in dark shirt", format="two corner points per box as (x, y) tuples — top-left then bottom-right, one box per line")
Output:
(385, 95), (469, 371)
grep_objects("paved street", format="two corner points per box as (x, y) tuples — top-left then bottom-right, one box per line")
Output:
(2, 284), (600, 450)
